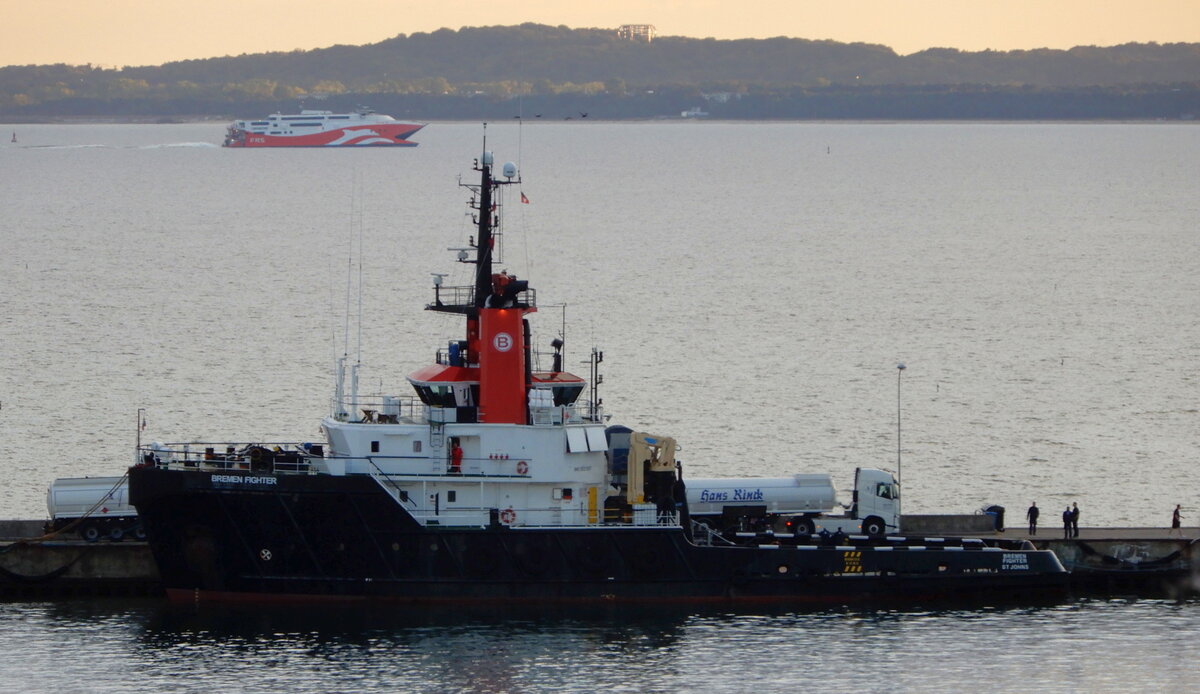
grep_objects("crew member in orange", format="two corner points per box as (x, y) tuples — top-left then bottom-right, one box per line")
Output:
(450, 440), (464, 474)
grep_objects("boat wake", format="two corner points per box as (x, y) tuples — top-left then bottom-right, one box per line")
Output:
(138, 142), (221, 149)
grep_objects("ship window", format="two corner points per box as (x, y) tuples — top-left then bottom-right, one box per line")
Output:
(429, 385), (455, 407)
(251, 121), (269, 126)
(447, 491), (457, 502)
(289, 122), (322, 127)
(371, 441), (380, 453)
(413, 441), (422, 453)
(553, 385), (584, 406)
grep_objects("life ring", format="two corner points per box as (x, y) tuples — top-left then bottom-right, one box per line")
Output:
(516, 460), (529, 475)
(500, 508), (517, 524)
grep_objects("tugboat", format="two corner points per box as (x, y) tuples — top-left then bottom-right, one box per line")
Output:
(128, 142), (1068, 604)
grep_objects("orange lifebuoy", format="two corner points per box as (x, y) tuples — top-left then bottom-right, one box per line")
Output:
(500, 508), (516, 524)
(516, 460), (529, 475)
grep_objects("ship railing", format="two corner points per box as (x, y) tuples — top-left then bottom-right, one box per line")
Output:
(690, 520), (737, 546)
(365, 454), (533, 479)
(331, 395), (423, 423)
(426, 286), (537, 314)
(572, 399), (605, 424)
(136, 442), (318, 474)
(406, 505), (608, 529)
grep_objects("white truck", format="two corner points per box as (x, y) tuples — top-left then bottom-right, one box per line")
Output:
(686, 467), (900, 537)
(45, 476), (142, 542)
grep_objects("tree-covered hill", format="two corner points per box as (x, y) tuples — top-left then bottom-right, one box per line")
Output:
(2, 24), (1198, 120)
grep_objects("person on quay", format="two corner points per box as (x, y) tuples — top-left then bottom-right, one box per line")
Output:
(1027, 502), (1039, 535)
(1063, 506), (1072, 539)
(1071, 502), (1080, 538)
(1170, 504), (1183, 538)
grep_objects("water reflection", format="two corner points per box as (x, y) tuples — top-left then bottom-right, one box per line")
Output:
(3, 596), (1199, 693)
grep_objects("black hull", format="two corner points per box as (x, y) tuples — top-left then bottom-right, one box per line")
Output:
(129, 466), (1067, 605)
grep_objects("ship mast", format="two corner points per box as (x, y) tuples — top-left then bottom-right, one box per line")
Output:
(474, 151), (495, 309)
(423, 133), (533, 425)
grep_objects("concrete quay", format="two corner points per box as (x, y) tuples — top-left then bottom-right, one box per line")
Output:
(1, 521), (160, 599)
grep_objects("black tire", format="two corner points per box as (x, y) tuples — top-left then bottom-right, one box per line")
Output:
(81, 524), (101, 543)
(108, 525), (125, 542)
(793, 518), (815, 535)
(863, 517), (886, 537)
(133, 525), (147, 541)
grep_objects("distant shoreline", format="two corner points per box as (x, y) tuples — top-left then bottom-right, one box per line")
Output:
(3, 117), (1198, 126)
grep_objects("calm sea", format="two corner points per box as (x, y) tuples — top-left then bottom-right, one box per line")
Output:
(1, 121), (1198, 691)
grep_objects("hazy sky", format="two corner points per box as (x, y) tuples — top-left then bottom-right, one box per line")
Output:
(2, 0), (1196, 68)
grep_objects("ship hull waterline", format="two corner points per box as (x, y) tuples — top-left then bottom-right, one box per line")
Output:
(130, 466), (1069, 605)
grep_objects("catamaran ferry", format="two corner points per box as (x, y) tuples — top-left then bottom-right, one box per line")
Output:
(223, 108), (423, 147)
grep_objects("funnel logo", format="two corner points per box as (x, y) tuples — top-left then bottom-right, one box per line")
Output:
(493, 332), (514, 352)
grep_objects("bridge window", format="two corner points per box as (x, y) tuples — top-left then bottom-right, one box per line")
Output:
(412, 384), (459, 407)
(553, 385), (584, 405)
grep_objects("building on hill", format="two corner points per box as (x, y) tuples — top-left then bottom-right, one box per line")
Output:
(617, 25), (656, 42)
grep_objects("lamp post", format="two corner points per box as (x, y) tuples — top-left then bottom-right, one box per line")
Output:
(896, 363), (905, 491)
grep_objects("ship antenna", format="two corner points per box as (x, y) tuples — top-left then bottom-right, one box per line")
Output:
(474, 125), (495, 308)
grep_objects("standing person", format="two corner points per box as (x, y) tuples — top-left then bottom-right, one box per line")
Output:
(1070, 502), (1080, 538)
(1026, 502), (1040, 535)
(1063, 506), (1072, 539)
(449, 439), (463, 474)
(1170, 504), (1183, 537)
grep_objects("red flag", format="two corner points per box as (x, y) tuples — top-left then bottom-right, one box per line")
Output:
(520, 192), (530, 204)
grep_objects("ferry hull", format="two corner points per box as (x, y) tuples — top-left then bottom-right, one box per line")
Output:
(225, 123), (423, 147)
(130, 466), (1068, 605)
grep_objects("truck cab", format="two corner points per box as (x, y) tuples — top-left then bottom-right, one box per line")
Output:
(847, 467), (901, 536)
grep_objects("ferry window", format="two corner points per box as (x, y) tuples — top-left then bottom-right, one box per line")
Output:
(413, 441), (422, 453)
(447, 491), (457, 502)
(371, 441), (380, 453)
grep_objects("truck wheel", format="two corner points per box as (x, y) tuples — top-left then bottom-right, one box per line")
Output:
(793, 518), (815, 536)
(81, 524), (101, 543)
(133, 525), (147, 540)
(108, 526), (125, 542)
(863, 517), (886, 537)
